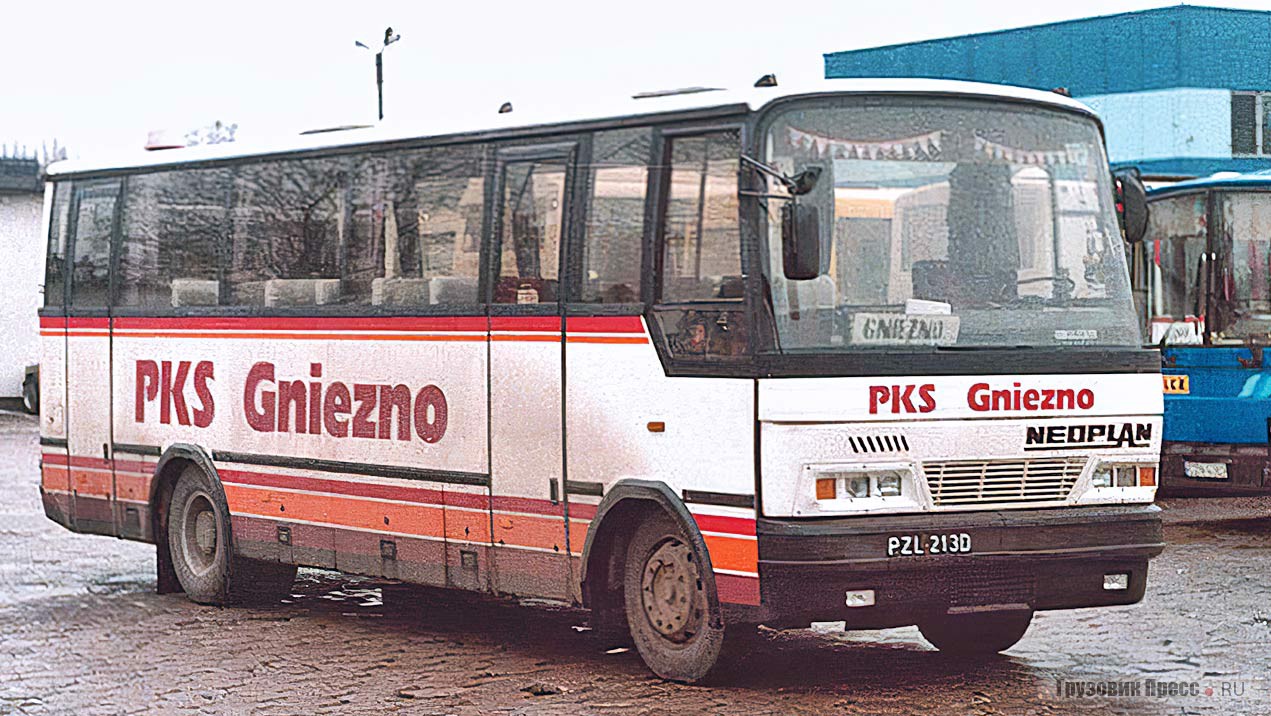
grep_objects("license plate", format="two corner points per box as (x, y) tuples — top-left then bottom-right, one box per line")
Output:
(1163, 375), (1190, 394)
(1184, 461), (1228, 479)
(886, 533), (972, 557)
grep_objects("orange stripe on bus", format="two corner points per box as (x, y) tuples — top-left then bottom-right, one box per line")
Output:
(565, 336), (649, 344)
(70, 469), (112, 498)
(444, 508), (492, 543)
(115, 472), (151, 504)
(41, 464), (69, 490)
(493, 512), (568, 551)
(490, 334), (559, 342)
(224, 484), (446, 540)
(703, 534), (759, 574)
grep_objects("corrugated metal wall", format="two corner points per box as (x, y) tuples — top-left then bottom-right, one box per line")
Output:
(824, 6), (1271, 96)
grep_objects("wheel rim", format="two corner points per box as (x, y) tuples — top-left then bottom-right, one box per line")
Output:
(640, 537), (704, 644)
(180, 492), (220, 576)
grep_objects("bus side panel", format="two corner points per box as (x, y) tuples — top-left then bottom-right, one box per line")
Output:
(66, 318), (115, 536)
(110, 316), (490, 589)
(38, 315), (71, 530)
(563, 316), (758, 605)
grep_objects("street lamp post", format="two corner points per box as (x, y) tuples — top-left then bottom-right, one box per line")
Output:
(356, 27), (401, 121)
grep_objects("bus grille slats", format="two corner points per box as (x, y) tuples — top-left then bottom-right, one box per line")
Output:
(923, 457), (1085, 507)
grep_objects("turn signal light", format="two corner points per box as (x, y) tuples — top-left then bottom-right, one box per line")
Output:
(815, 478), (837, 500)
(1138, 466), (1157, 487)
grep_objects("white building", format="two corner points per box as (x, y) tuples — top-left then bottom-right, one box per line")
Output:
(0, 158), (44, 401)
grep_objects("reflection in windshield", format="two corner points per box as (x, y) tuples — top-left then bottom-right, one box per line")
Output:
(760, 99), (1139, 351)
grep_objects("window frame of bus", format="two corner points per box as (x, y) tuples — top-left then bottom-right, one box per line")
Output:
(1208, 186), (1271, 344)
(642, 122), (757, 377)
(102, 144), (496, 320)
(741, 91), (1160, 378)
(66, 178), (124, 317)
(1143, 187), (1214, 346)
(482, 139), (585, 315)
(41, 180), (74, 312)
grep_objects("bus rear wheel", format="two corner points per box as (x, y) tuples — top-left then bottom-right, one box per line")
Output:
(166, 464), (296, 605)
(622, 512), (727, 683)
(918, 609), (1033, 654)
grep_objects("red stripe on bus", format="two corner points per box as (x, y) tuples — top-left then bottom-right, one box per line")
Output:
(564, 316), (645, 334)
(489, 316), (561, 332)
(715, 573), (761, 605)
(693, 513), (757, 537)
(220, 468), (447, 507)
(66, 317), (109, 329)
(114, 316), (489, 332)
(38, 316), (67, 329)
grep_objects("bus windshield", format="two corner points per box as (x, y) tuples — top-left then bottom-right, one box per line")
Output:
(1214, 191), (1271, 341)
(758, 97), (1139, 352)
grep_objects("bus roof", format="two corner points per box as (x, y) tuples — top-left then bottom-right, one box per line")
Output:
(47, 78), (1097, 179)
(1148, 169), (1271, 198)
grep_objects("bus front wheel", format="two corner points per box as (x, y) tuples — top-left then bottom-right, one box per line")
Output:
(622, 512), (727, 683)
(918, 609), (1033, 654)
(166, 464), (296, 605)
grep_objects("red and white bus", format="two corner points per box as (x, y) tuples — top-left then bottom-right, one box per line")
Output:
(38, 78), (1164, 682)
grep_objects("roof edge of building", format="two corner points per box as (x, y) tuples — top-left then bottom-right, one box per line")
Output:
(823, 4), (1268, 61)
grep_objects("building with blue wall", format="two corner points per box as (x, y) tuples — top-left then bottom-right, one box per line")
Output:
(824, 5), (1271, 179)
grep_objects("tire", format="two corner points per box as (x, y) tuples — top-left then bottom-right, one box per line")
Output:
(21, 376), (37, 415)
(623, 511), (727, 683)
(918, 609), (1034, 654)
(166, 463), (296, 605)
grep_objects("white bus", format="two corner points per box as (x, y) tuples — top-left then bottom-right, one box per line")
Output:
(38, 78), (1163, 682)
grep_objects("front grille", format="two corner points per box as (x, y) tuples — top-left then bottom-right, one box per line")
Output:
(946, 564), (1036, 607)
(923, 457), (1085, 507)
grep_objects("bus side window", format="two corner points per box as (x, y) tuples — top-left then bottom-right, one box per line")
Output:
(653, 130), (746, 359)
(581, 128), (650, 304)
(1145, 193), (1207, 344)
(362, 144), (485, 308)
(69, 181), (120, 308)
(44, 182), (72, 308)
(227, 157), (349, 308)
(492, 155), (570, 305)
(117, 169), (230, 309)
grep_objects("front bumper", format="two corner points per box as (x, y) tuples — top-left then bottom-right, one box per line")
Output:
(752, 504), (1163, 629)
(1159, 441), (1269, 496)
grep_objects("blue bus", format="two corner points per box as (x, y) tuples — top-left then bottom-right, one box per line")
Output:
(1142, 172), (1271, 495)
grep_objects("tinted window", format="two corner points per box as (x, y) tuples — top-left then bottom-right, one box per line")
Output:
(581, 129), (649, 303)
(226, 157), (350, 307)
(69, 181), (120, 307)
(357, 145), (485, 307)
(494, 156), (568, 304)
(654, 131), (746, 360)
(44, 182), (72, 307)
(1232, 93), (1257, 155)
(1145, 193), (1207, 343)
(118, 169), (230, 308)
(660, 132), (741, 302)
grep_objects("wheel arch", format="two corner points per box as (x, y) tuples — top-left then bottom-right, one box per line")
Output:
(579, 479), (722, 628)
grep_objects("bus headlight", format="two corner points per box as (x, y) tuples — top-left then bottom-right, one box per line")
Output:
(798, 465), (920, 515)
(1078, 461), (1159, 505)
(1092, 462), (1156, 488)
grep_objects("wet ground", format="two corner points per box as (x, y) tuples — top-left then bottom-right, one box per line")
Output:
(1, 411), (1269, 715)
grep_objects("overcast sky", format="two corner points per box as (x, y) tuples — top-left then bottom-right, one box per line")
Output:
(3, 1), (1267, 158)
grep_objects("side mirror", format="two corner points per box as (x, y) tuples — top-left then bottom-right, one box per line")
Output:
(781, 203), (820, 280)
(1114, 168), (1149, 243)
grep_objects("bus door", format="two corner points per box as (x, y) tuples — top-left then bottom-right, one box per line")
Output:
(485, 142), (579, 600)
(64, 179), (121, 536)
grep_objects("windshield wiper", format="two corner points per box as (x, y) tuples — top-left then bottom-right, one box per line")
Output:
(739, 155), (821, 196)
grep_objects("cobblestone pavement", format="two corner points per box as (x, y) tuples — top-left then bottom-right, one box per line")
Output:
(2, 411), (1269, 715)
